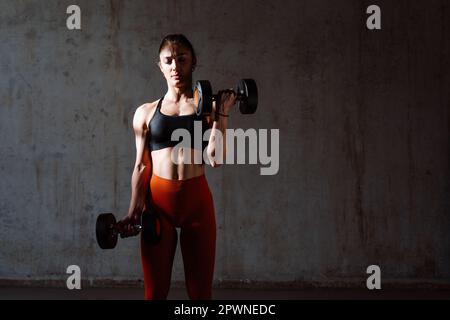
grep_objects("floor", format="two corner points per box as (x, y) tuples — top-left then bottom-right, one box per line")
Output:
(0, 287), (449, 300)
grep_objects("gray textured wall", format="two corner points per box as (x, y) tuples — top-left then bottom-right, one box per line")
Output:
(0, 0), (448, 288)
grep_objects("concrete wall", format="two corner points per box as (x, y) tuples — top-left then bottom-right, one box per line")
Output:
(0, 0), (448, 288)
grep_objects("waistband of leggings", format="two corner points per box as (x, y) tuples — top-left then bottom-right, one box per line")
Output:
(151, 173), (207, 186)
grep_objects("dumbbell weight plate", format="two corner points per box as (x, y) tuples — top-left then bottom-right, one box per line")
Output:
(237, 79), (258, 114)
(96, 213), (118, 250)
(141, 209), (161, 245)
(193, 80), (213, 116)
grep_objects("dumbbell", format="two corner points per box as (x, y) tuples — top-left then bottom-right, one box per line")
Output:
(95, 210), (161, 249)
(193, 79), (258, 116)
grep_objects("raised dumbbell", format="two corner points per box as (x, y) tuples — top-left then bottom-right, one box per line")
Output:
(95, 210), (161, 249)
(193, 79), (258, 116)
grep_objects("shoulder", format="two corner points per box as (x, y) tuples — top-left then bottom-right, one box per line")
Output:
(133, 99), (160, 129)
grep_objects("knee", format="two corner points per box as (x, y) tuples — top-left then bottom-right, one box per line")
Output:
(144, 292), (169, 300)
(187, 287), (213, 300)
(144, 286), (170, 300)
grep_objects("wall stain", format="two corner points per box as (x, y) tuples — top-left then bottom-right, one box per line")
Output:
(108, 0), (126, 129)
(109, 0), (123, 70)
(353, 0), (368, 246)
(35, 159), (42, 194)
(113, 145), (118, 211)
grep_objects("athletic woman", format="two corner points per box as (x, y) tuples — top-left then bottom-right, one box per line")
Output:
(118, 34), (236, 300)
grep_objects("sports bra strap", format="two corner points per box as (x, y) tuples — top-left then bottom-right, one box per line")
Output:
(157, 97), (164, 110)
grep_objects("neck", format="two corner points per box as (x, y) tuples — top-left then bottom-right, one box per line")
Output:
(165, 83), (193, 103)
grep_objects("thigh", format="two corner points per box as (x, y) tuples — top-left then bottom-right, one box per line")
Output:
(140, 212), (178, 299)
(179, 198), (216, 299)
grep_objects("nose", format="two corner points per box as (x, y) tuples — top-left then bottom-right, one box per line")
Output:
(171, 60), (180, 72)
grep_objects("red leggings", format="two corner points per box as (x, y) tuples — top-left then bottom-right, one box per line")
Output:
(140, 173), (216, 300)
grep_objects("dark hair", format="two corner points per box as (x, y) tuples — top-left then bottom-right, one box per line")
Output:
(158, 34), (197, 64)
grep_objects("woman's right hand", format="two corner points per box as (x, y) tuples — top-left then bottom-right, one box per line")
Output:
(117, 213), (142, 238)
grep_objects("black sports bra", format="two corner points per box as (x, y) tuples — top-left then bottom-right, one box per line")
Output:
(148, 97), (210, 152)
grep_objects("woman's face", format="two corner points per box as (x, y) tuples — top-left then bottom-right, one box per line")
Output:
(158, 43), (196, 89)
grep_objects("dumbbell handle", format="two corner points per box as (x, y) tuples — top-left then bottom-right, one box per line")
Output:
(111, 223), (142, 236)
(212, 89), (245, 102)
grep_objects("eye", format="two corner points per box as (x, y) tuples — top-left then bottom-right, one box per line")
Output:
(178, 57), (186, 63)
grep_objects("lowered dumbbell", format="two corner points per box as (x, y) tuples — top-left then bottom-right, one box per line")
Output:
(95, 210), (161, 249)
(193, 79), (258, 116)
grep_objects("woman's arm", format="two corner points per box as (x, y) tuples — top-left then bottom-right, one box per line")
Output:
(206, 90), (236, 167)
(127, 105), (152, 218)
(118, 105), (152, 237)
